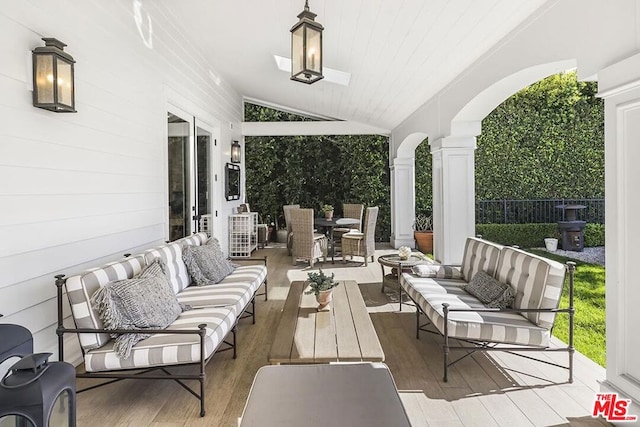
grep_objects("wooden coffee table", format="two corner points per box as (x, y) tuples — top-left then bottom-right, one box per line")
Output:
(268, 280), (384, 364)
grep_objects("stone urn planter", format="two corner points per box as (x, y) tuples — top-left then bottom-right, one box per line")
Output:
(315, 290), (333, 311)
(544, 238), (558, 252)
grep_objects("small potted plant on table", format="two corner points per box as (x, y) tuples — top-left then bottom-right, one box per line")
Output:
(322, 204), (334, 220)
(305, 269), (339, 311)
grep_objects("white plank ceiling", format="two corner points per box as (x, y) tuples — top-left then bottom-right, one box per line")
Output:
(157, 0), (548, 131)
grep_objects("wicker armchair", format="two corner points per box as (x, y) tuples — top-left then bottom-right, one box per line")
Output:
(342, 206), (378, 266)
(283, 204), (300, 255)
(290, 208), (327, 267)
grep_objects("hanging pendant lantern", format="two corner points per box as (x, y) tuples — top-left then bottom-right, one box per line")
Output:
(290, 0), (324, 84)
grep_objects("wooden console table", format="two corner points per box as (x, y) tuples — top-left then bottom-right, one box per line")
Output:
(268, 280), (384, 364)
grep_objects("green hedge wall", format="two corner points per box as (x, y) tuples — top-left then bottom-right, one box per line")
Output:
(475, 72), (604, 200)
(476, 223), (605, 248)
(415, 71), (603, 214)
(584, 223), (605, 247)
(244, 104), (391, 241)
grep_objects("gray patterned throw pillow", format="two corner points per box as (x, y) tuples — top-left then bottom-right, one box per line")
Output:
(90, 259), (185, 359)
(463, 271), (515, 309)
(182, 237), (236, 286)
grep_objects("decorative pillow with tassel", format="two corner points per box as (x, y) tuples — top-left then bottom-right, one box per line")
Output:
(90, 259), (188, 359)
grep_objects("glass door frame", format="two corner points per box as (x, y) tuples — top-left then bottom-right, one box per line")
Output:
(167, 105), (196, 240)
(194, 119), (220, 234)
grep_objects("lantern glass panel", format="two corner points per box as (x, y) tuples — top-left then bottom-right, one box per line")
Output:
(0, 415), (36, 426)
(57, 60), (73, 108)
(306, 27), (321, 73)
(35, 55), (54, 104)
(49, 390), (72, 426)
(291, 26), (304, 76)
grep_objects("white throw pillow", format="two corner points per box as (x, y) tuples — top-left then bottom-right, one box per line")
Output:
(411, 264), (463, 279)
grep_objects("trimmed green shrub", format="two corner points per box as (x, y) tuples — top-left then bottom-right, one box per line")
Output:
(476, 223), (559, 248)
(584, 223), (605, 247)
(477, 223), (604, 248)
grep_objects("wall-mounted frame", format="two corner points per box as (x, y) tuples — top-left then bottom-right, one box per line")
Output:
(225, 162), (241, 201)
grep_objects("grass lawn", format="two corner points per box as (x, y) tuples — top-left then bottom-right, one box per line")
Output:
(529, 249), (606, 367)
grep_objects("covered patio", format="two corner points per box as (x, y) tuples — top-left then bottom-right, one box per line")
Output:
(1, 0), (640, 425)
(73, 244), (607, 426)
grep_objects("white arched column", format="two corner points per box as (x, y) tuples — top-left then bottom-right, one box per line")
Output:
(431, 136), (476, 264)
(390, 157), (416, 248)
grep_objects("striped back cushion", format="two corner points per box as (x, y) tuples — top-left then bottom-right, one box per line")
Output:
(495, 246), (566, 329)
(143, 243), (191, 294)
(460, 237), (503, 282)
(174, 232), (209, 247)
(65, 255), (146, 351)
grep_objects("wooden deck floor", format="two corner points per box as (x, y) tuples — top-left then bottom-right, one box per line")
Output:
(74, 244), (611, 426)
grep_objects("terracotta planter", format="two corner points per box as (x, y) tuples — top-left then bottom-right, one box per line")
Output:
(316, 290), (333, 311)
(324, 210), (334, 220)
(414, 231), (434, 254)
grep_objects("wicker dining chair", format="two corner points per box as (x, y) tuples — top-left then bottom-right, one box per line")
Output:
(333, 203), (364, 253)
(342, 206), (378, 266)
(290, 208), (328, 267)
(283, 204), (300, 255)
(334, 203), (364, 234)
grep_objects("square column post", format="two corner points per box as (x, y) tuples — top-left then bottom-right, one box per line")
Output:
(430, 137), (476, 264)
(598, 52), (640, 417)
(390, 157), (416, 248)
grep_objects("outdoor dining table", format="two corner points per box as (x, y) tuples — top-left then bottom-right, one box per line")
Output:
(314, 217), (360, 263)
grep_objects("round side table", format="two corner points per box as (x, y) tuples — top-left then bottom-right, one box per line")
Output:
(377, 253), (435, 310)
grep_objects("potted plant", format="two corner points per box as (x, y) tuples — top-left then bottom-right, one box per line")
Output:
(322, 204), (334, 220)
(305, 269), (339, 310)
(413, 213), (433, 254)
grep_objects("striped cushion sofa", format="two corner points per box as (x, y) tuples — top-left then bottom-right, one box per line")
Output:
(55, 232), (267, 417)
(399, 237), (576, 382)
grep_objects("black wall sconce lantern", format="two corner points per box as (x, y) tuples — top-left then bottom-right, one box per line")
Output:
(32, 38), (76, 112)
(290, 0), (324, 84)
(231, 140), (241, 163)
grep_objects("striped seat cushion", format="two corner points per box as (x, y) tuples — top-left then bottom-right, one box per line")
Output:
(65, 255), (147, 352)
(143, 243), (191, 294)
(400, 274), (550, 347)
(218, 264), (266, 291)
(177, 283), (253, 316)
(494, 246), (566, 329)
(460, 237), (503, 281)
(84, 307), (236, 372)
(176, 264), (266, 315)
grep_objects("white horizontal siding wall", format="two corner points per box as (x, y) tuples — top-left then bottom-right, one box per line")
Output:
(0, 0), (243, 366)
